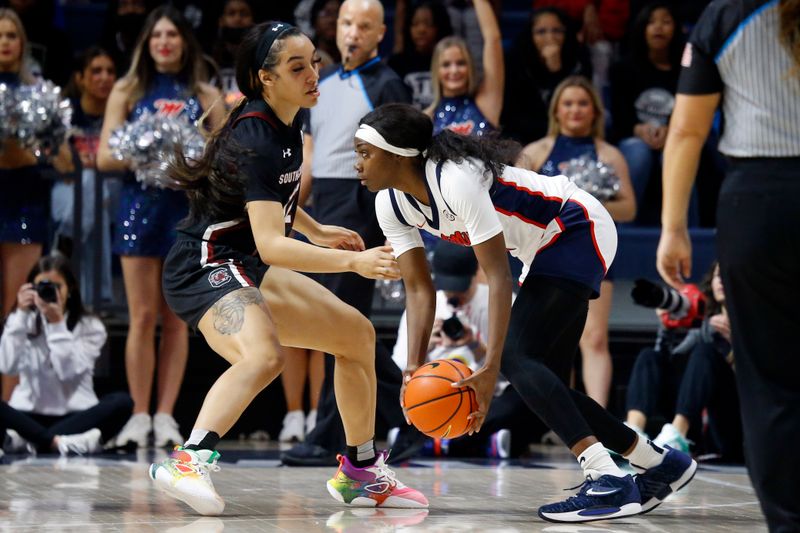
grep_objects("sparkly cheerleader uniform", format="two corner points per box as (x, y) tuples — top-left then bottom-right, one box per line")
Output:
(432, 96), (495, 137)
(538, 134), (617, 281)
(0, 72), (49, 245)
(112, 73), (202, 258)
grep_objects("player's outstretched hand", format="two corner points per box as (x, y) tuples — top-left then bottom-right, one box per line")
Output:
(315, 224), (365, 251)
(352, 245), (401, 280)
(453, 364), (498, 435)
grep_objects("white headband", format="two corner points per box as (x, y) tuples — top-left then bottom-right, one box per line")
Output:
(355, 124), (422, 158)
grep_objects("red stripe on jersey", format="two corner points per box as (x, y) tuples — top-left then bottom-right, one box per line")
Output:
(494, 206), (548, 229)
(566, 199), (607, 273)
(495, 177), (564, 203)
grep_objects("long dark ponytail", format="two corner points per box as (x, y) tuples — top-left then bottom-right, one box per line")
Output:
(167, 22), (304, 224)
(359, 103), (520, 177)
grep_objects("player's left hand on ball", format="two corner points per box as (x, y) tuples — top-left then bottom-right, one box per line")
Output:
(317, 225), (365, 251)
(453, 365), (498, 435)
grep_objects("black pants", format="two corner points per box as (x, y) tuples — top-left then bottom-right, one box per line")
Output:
(626, 341), (741, 458)
(677, 342), (742, 460)
(0, 391), (133, 453)
(500, 275), (636, 453)
(306, 179), (404, 450)
(626, 346), (692, 426)
(716, 158), (800, 532)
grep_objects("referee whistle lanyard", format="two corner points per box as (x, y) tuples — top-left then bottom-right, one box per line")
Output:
(338, 56), (382, 79)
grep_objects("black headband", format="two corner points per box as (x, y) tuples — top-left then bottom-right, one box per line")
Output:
(255, 22), (296, 69)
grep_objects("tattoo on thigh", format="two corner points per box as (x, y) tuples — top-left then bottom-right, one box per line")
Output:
(211, 288), (264, 335)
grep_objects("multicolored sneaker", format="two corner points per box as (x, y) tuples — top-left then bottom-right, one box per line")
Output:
(538, 474), (642, 523)
(326, 451), (429, 508)
(634, 445), (697, 514)
(149, 446), (225, 516)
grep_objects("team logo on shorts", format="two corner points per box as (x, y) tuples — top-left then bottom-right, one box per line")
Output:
(208, 267), (232, 288)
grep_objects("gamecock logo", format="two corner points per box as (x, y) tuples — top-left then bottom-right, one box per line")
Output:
(208, 267), (232, 288)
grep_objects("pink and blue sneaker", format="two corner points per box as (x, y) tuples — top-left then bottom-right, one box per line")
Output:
(327, 451), (428, 508)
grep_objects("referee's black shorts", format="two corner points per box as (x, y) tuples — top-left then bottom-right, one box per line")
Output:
(162, 238), (269, 330)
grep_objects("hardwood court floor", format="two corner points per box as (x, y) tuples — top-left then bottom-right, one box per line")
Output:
(0, 445), (765, 532)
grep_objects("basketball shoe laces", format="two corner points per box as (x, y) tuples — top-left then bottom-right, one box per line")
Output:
(368, 453), (399, 493)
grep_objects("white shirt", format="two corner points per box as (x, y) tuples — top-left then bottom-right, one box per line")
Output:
(392, 284), (490, 370)
(0, 309), (107, 415)
(376, 158), (617, 287)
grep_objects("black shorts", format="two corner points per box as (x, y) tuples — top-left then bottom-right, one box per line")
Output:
(162, 238), (269, 330)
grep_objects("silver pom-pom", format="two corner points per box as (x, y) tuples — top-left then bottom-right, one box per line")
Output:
(0, 83), (16, 142)
(558, 155), (620, 201)
(15, 81), (73, 158)
(108, 109), (205, 189)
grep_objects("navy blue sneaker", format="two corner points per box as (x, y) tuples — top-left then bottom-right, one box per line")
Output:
(634, 445), (697, 513)
(538, 474), (642, 523)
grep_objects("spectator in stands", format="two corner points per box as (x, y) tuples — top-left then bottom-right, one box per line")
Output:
(390, 0), (452, 109)
(502, 7), (592, 145)
(625, 262), (741, 461)
(610, 2), (688, 224)
(310, 0), (343, 68)
(442, 0), (501, 79)
(6, 0), (72, 86)
(517, 76), (635, 407)
(99, 0), (155, 75)
(532, 0), (629, 96)
(629, 0), (712, 33)
(0, 254), (133, 456)
(427, 0), (503, 137)
(96, 6), (225, 449)
(51, 47), (118, 306)
(210, 0), (255, 107)
(0, 8), (51, 403)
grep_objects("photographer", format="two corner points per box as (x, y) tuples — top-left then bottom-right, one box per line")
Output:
(392, 242), (534, 459)
(0, 255), (132, 455)
(392, 241), (489, 372)
(625, 262), (741, 460)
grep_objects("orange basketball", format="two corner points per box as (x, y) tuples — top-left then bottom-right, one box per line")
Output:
(403, 359), (477, 439)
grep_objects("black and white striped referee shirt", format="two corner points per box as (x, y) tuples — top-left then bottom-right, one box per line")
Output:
(678, 0), (800, 157)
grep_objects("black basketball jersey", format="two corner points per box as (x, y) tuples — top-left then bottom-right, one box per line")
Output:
(178, 99), (305, 256)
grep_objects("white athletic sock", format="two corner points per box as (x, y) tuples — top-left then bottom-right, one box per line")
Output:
(579, 442), (626, 480)
(623, 435), (666, 471)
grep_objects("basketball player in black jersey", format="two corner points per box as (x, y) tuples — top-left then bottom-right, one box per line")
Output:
(148, 22), (428, 516)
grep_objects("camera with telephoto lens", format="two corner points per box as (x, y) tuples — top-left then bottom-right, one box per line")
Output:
(631, 279), (707, 329)
(35, 280), (59, 303)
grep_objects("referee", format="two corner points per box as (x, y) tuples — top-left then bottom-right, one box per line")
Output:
(657, 1), (800, 530)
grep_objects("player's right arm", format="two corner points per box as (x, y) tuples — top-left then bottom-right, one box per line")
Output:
(97, 80), (133, 172)
(247, 200), (398, 279)
(396, 247), (436, 373)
